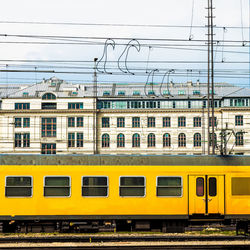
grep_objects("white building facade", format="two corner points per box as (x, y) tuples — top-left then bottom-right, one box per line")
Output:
(0, 77), (249, 155)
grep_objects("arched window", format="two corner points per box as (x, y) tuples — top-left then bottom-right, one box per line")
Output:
(102, 134), (110, 148)
(209, 133), (217, 146)
(194, 133), (201, 147)
(42, 93), (56, 100)
(178, 133), (186, 147)
(235, 132), (244, 146)
(163, 133), (171, 147)
(132, 133), (140, 148)
(148, 133), (156, 147)
(117, 133), (125, 148)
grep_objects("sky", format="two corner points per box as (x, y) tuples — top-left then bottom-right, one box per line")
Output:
(0, 0), (249, 88)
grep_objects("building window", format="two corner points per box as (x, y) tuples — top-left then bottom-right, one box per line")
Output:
(42, 93), (56, 100)
(235, 132), (244, 146)
(5, 176), (32, 197)
(14, 133), (30, 148)
(41, 118), (56, 137)
(77, 133), (83, 147)
(117, 117), (125, 128)
(119, 176), (145, 197)
(41, 103), (57, 110)
(14, 133), (22, 147)
(235, 115), (243, 126)
(209, 133), (217, 146)
(41, 143), (56, 154)
(44, 176), (70, 197)
(68, 133), (75, 147)
(148, 133), (156, 147)
(178, 117), (186, 127)
(102, 117), (110, 128)
(102, 134), (110, 148)
(193, 117), (201, 127)
(147, 117), (156, 128)
(68, 102), (83, 109)
(82, 176), (108, 197)
(68, 117), (75, 127)
(157, 177), (182, 197)
(132, 117), (140, 128)
(117, 133), (125, 148)
(163, 117), (171, 127)
(15, 118), (30, 128)
(163, 133), (171, 147)
(23, 133), (30, 147)
(132, 133), (140, 148)
(77, 117), (84, 127)
(14, 118), (22, 128)
(194, 133), (201, 147)
(178, 133), (186, 147)
(23, 118), (30, 128)
(15, 103), (30, 110)
(209, 117), (217, 127)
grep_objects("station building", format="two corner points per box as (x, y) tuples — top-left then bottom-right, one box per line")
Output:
(0, 77), (249, 155)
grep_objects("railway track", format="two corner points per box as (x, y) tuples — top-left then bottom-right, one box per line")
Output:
(0, 234), (247, 243)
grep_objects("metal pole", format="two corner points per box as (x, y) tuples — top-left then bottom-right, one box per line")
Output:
(207, 0), (211, 155)
(211, 0), (215, 154)
(93, 58), (98, 154)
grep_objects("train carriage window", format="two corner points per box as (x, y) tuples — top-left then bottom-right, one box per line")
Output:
(196, 177), (204, 197)
(82, 176), (108, 197)
(44, 176), (70, 197)
(157, 177), (182, 197)
(209, 177), (217, 196)
(232, 177), (250, 195)
(119, 177), (145, 197)
(5, 176), (32, 197)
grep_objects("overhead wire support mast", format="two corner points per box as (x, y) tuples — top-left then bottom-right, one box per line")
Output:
(206, 0), (216, 155)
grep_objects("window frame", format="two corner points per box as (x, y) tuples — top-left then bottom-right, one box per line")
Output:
(119, 176), (146, 198)
(178, 116), (186, 127)
(5, 175), (33, 198)
(43, 176), (71, 198)
(156, 176), (183, 198)
(81, 176), (109, 198)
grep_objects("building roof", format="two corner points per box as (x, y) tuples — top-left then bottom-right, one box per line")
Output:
(1, 77), (250, 99)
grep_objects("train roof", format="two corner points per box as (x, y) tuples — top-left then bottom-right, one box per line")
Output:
(0, 154), (250, 166)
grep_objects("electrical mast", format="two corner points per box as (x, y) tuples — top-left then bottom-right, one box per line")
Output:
(206, 0), (216, 155)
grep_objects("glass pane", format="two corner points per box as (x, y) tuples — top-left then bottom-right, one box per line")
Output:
(157, 187), (182, 196)
(196, 177), (204, 196)
(6, 177), (31, 186)
(82, 187), (107, 197)
(120, 187), (145, 196)
(45, 177), (69, 186)
(158, 177), (181, 186)
(232, 177), (250, 195)
(120, 177), (144, 186)
(82, 177), (107, 186)
(6, 187), (32, 197)
(44, 187), (70, 197)
(209, 177), (217, 196)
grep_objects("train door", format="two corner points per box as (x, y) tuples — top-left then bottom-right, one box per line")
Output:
(188, 175), (224, 215)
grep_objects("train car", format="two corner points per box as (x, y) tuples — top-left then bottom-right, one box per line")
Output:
(0, 155), (249, 233)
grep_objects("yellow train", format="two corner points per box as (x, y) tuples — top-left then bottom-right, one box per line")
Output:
(0, 155), (249, 233)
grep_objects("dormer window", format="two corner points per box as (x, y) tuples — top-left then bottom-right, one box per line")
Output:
(193, 90), (200, 95)
(148, 90), (155, 96)
(163, 90), (170, 95)
(178, 90), (185, 95)
(23, 92), (29, 97)
(118, 91), (125, 96)
(133, 91), (140, 96)
(42, 93), (56, 100)
(103, 91), (110, 96)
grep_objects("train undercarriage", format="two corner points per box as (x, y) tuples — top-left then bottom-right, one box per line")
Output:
(0, 217), (248, 235)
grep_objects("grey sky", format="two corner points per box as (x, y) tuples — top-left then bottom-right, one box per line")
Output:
(0, 0), (249, 87)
